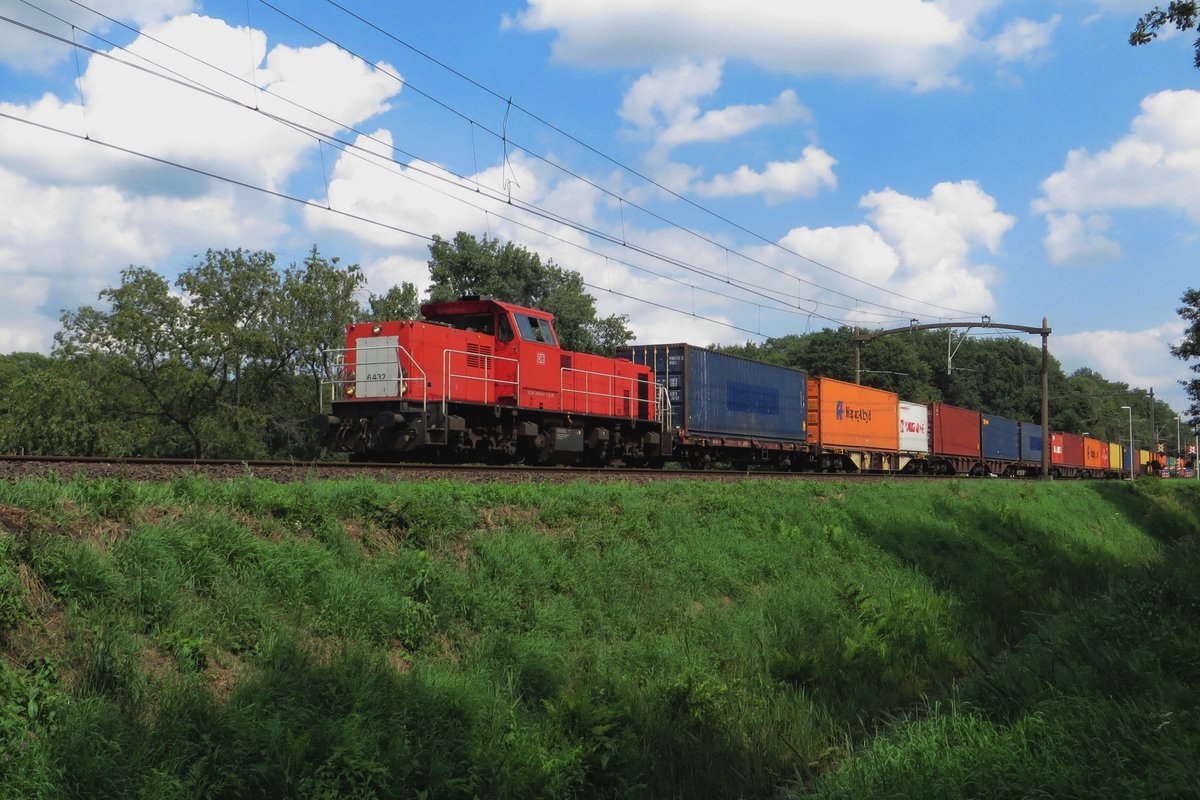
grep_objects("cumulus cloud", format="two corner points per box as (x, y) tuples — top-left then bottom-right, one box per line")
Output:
(617, 59), (829, 202)
(735, 181), (1011, 325)
(620, 59), (810, 153)
(1044, 213), (1121, 264)
(508, 0), (974, 90)
(305, 130), (485, 251)
(0, 0), (195, 71)
(693, 147), (837, 203)
(1035, 90), (1200, 224)
(619, 59), (723, 132)
(989, 15), (1061, 63)
(0, 13), (400, 352)
(777, 225), (901, 288)
(1, 15), (400, 191)
(854, 180), (1011, 315)
(658, 89), (810, 149)
(862, 180), (1014, 264)
(1055, 321), (1189, 411)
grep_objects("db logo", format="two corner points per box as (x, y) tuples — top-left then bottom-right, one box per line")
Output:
(536, 352), (546, 365)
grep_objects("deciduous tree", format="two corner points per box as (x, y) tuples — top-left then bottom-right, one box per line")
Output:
(1170, 287), (1200, 421)
(55, 247), (367, 458)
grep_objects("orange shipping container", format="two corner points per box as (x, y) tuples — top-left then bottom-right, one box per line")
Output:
(1083, 437), (1106, 470)
(807, 377), (899, 451)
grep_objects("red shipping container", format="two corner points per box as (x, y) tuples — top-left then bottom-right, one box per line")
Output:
(931, 402), (981, 458)
(1052, 432), (1085, 468)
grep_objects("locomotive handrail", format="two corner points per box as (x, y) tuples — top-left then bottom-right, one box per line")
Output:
(655, 381), (672, 431)
(558, 367), (671, 429)
(317, 343), (427, 412)
(440, 348), (520, 418)
(559, 366), (645, 416)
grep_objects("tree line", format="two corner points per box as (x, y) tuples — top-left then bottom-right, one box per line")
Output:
(0, 233), (630, 460)
(0, 232), (1195, 459)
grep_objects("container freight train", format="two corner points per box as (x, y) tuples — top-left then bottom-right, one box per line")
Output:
(313, 299), (1161, 477)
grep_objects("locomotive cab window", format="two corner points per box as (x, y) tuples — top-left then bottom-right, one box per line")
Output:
(515, 313), (557, 346)
(441, 313), (494, 335)
(497, 314), (514, 343)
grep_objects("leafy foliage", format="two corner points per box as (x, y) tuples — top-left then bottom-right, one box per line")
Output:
(1170, 287), (1200, 421)
(41, 247), (373, 459)
(1130, 2), (1200, 68)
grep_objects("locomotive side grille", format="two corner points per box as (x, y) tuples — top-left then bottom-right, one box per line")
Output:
(466, 343), (492, 369)
(560, 354), (573, 369)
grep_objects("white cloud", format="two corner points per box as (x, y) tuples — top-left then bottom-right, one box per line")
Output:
(1036, 90), (1200, 224)
(737, 181), (1010, 325)
(620, 60), (810, 156)
(694, 147), (837, 203)
(1044, 213), (1121, 264)
(862, 180), (1014, 265)
(1055, 321), (1190, 411)
(0, 13), (400, 352)
(989, 15), (1061, 63)
(360, 253), (432, 302)
(0, 0), (195, 71)
(617, 59), (827, 201)
(306, 130), (547, 250)
(619, 59), (723, 132)
(855, 180), (1011, 315)
(0, 15), (401, 190)
(0, 275), (54, 352)
(0, 161), (289, 352)
(659, 89), (810, 148)
(0, 164), (282, 269)
(777, 225), (901, 288)
(509, 0), (975, 90)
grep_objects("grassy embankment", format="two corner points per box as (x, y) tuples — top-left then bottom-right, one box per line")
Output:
(0, 474), (1197, 798)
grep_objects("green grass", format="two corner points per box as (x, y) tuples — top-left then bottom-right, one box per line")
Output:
(0, 475), (1197, 798)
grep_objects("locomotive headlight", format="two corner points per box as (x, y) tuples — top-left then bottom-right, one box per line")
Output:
(345, 386), (356, 398)
(372, 323), (383, 335)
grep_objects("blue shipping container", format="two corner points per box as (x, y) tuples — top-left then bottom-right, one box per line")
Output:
(1020, 422), (1044, 463)
(981, 414), (1020, 461)
(618, 343), (807, 441)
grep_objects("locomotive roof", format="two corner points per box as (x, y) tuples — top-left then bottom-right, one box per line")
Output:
(420, 297), (555, 321)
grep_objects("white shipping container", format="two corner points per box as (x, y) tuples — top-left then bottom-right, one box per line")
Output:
(899, 401), (930, 454)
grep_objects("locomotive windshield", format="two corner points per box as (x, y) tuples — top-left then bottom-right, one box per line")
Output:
(515, 313), (557, 345)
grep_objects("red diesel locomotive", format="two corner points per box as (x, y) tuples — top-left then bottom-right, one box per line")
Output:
(312, 297), (671, 466)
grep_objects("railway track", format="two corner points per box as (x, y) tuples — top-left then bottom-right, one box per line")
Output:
(0, 454), (929, 484)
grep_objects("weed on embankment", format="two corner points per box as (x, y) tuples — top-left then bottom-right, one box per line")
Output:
(0, 474), (1196, 798)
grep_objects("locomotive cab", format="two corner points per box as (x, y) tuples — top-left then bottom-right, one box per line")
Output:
(314, 297), (669, 466)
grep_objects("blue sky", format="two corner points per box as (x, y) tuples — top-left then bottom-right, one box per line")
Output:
(1, 0), (1198, 416)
